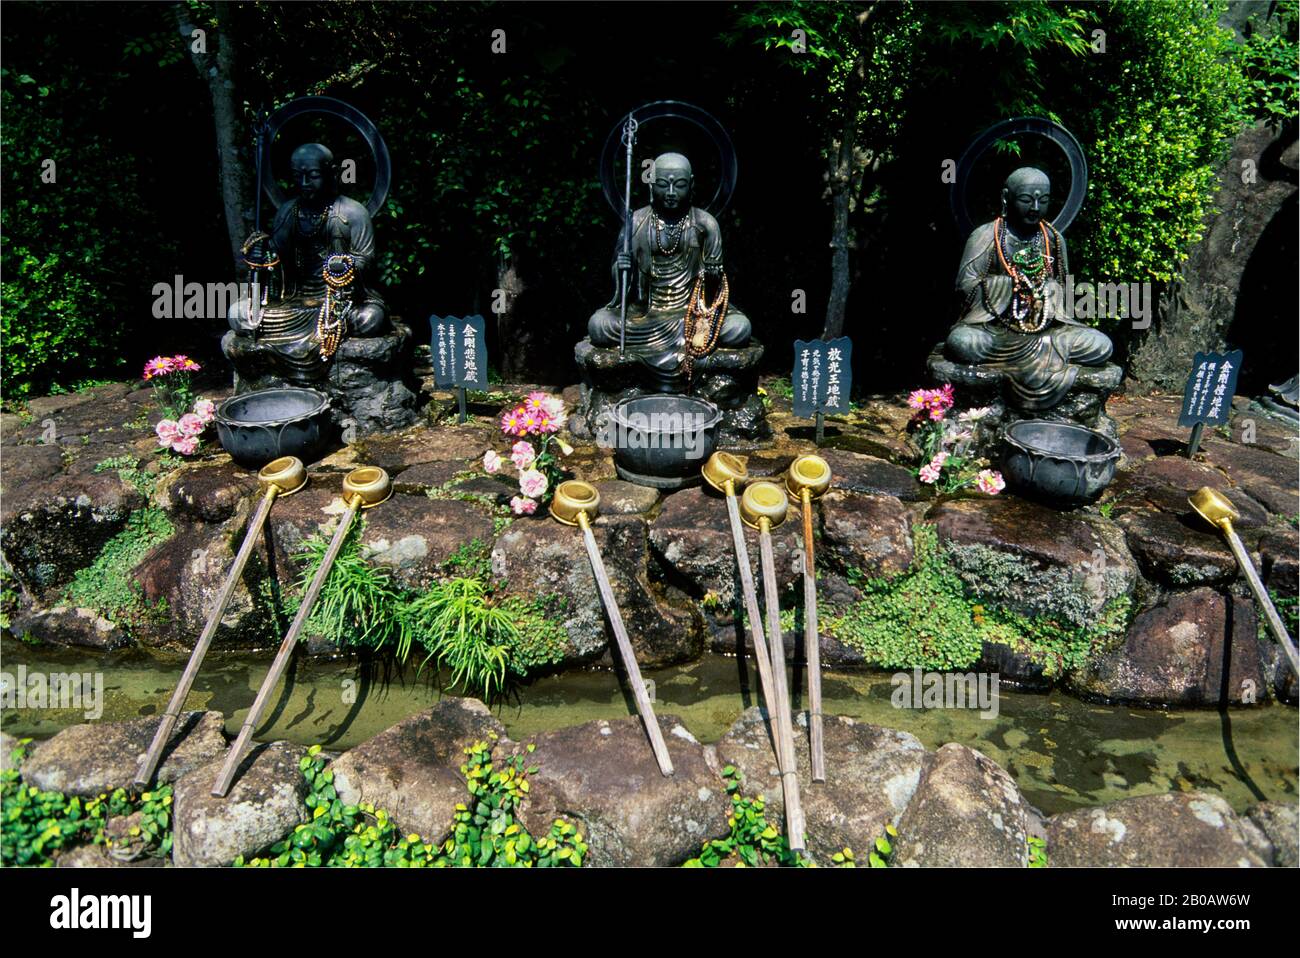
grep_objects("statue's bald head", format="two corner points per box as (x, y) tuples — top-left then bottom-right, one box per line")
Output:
(1005, 167), (1050, 194)
(291, 143), (337, 205)
(1002, 166), (1051, 229)
(650, 152), (693, 215)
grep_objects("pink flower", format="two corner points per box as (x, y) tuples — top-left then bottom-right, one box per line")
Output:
(540, 394), (566, 421)
(930, 451), (949, 469)
(483, 450), (503, 474)
(518, 468), (548, 499)
(155, 418), (181, 446)
(172, 436), (199, 456)
(193, 398), (216, 423)
(173, 355), (201, 372)
(510, 440), (536, 470)
(907, 389), (929, 412)
(143, 357), (176, 381)
(919, 463), (941, 484)
(976, 469), (1006, 495)
(510, 495), (537, 515)
(178, 413), (205, 437)
(501, 406), (526, 437)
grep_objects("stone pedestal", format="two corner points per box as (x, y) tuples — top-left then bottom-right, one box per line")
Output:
(222, 321), (421, 436)
(926, 342), (1123, 457)
(571, 338), (769, 445)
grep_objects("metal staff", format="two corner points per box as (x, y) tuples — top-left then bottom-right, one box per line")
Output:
(618, 112), (638, 358)
(135, 457), (307, 788)
(551, 480), (673, 776)
(786, 454), (832, 784)
(1190, 487), (1299, 676)
(741, 480), (806, 853)
(701, 452), (785, 763)
(212, 466), (392, 797)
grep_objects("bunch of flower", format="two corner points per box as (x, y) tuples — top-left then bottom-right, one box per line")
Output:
(484, 391), (571, 514)
(907, 383), (1004, 495)
(142, 354), (201, 420)
(156, 398), (215, 456)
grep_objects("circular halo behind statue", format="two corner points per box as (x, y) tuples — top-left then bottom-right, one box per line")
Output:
(261, 95), (392, 217)
(950, 116), (1087, 237)
(599, 100), (738, 220)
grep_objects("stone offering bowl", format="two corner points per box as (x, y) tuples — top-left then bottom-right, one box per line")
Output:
(1001, 420), (1120, 505)
(609, 395), (722, 489)
(214, 387), (333, 468)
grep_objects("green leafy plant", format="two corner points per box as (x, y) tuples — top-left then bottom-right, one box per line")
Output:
(63, 507), (173, 632)
(403, 577), (515, 697)
(236, 737), (585, 868)
(868, 823), (898, 867)
(684, 766), (812, 867)
(1, 740), (172, 866)
(828, 523), (1129, 675)
(1028, 834), (1048, 868)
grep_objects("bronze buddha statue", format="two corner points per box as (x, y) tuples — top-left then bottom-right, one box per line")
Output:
(944, 166), (1113, 410)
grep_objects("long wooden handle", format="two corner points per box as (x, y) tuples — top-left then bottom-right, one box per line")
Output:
(759, 525), (806, 853)
(136, 488), (277, 788)
(800, 491), (825, 783)
(212, 499), (360, 797)
(1225, 527), (1299, 676)
(580, 515), (674, 776)
(724, 488), (784, 764)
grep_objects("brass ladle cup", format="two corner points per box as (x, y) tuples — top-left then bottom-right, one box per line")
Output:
(1190, 487), (1298, 676)
(551, 480), (674, 777)
(701, 453), (785, 766)
(740, 480), (807, 853)
(786, 454), (832, 784)
(136, 456), (307, 788)
(212, 466), (392, 797)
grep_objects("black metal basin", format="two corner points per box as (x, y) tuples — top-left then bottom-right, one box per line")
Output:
(214, 388), (333, 467)
(1001, 419), (1120, 504)
(608, 395), (722, 489)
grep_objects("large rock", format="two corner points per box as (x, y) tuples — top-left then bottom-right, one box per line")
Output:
(0, 470), (147, 597)
(493, 514), (702, 668)
(649, 486), (804, 610)
(592, 479), (659, 516)
(893, 743), (1031, 867)
(353, 420), (496, 474)
(330, 697), (507, 842)
(1202, 439), (1299, 517)
(8, 605), (129, 650)
(358, 495), (496, 590)
(21, 711), (227, 796)
(1245, 802), (1299, 868)
(714, 709), (928, 863)
(158, 459), (258, 523)
(1069, 589), (1265, 706)
(515, 715), (730, 867)
(132, 521), (267, 650)
(930, 496), (1136, 628)
(1045, 792), (1273, 867)
(1119, 509), (1240, 587)
(172, 741), (310, 867)
(816, 449), (927, 501)
(0, 442), (63, 499)
(819, 490), (913, 579)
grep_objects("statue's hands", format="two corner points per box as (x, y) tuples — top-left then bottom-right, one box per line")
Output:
(615, 252), (634, 273)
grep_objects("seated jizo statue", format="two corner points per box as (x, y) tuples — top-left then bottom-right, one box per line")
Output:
(588, 152), (751, 388)
(945, 167), (1113, 411)
(224, 143), (389, 385)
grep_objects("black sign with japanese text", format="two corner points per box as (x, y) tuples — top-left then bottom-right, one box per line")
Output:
(1177, 349), (1242, 427)
(792, 337), (852, 419)
(429, 314), (488, 390)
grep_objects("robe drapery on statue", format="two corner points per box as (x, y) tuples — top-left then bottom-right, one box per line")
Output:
(587, 205), (749, 389)
(227, 195), (387, 385)
(946, 220), (1112, 411)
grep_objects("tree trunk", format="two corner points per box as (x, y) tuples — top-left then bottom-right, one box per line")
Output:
(823, 51), (865, 341)
(495, 253), (527, 380)
(176, 0), (250, 270)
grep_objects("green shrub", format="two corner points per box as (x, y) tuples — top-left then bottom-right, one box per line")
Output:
(1, 740), (173, 866)
(236, 737), (586, 867)
(64, 507), (174, 632)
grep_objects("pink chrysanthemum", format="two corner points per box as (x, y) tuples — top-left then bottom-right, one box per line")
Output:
(510, 495), (537, 516)
(976, 469), (1006, 495)
(143, 357), (176, 381)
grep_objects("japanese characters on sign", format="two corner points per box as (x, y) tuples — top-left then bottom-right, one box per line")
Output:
(429, 315), (488, 391)
(792, 337), (853, 420)
(1178, 349), (1243, 428)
